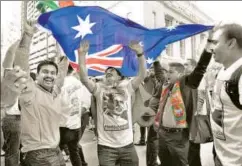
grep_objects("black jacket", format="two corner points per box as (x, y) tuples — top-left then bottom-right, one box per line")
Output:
(150, 50), (212, 128)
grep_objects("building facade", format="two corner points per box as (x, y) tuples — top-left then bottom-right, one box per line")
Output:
(21, 1), (213, 72)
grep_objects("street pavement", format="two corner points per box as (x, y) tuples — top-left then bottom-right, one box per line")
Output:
(0, 124), (215, 166)
(69, 123), (215, 166)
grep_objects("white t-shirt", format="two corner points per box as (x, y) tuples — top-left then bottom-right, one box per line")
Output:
(210, 58), (242, 166)
(5, 99), (20, 115)
(61, 76), (91, 129)
(94, 80), (134, 148)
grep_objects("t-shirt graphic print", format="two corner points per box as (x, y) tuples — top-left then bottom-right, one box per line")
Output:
(102, 87), (129, 131)
(94, 80), (134, 148)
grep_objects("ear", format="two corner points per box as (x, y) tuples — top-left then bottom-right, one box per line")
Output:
(227, 38), (237, 49)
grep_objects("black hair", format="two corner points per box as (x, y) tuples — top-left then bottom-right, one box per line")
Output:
(169, 62), (185, 73)
(67, 64), (74, 75)
(30, 72), (36, 81)
(219, 23), (242, 48)
(105, 67), (124, 80)
(37, 60), (58, 74)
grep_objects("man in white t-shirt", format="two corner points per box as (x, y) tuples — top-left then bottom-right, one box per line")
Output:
(209, 23), (242, 166)
(60, 65), (91, 166)
(77, 40), (147, 166)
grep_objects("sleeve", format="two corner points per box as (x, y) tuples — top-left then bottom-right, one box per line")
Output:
(239, 75), (242, 104)
(127, 80), (135, 94)
(1, 82), (19, 107)
(81, 85), (92, 110)
(19, 77), (36, 102)
(196, 90), (206, 114)
(93, 83), (101, 97)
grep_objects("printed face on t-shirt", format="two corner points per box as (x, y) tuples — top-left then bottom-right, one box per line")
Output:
(102, 86), (129, 131)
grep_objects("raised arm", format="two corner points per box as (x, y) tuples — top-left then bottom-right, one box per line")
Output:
(185, 27), (218, 89)
(2, 41), (20, 69)
(129, 41), (147, 90)
(54, 56), (69, 94)
(14, 21), (37, 74)
(185, 50), (212, 89)
(78, 41), (96, 93)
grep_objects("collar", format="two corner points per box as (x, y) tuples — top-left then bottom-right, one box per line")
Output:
(218, 57), (242, 80)
(36, 83), (57, 97)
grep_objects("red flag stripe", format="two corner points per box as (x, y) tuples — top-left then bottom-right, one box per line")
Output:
(89, 66), (106, 72)
(69, 62), (79, 71)
(96, 45), (123, 57)
(86, 58), (123, 66)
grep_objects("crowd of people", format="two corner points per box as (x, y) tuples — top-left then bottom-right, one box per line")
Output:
(1, 19), (242, 166)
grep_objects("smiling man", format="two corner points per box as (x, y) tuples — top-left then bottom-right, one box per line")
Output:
(208, 23), (242, 166)
(6, 21), (69, 166)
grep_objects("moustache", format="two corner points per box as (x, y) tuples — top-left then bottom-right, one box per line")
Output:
(43, 77), (54, 81)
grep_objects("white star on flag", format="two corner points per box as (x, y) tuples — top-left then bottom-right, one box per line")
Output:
(139, 41), (144, 47)
(166, 25), (177, 31)
(72, 14), (96, 39)
(146, 57), (154, 64)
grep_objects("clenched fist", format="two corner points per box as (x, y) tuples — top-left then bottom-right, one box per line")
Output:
(79, 41), (90, 54)
(1, 66), (29, 107)
(3, 66), (28, 93)
(24, 20), (38, 36)
(129, 41), (143, 55)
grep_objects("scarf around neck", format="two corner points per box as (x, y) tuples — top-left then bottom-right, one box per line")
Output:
(154, 81), (187, 129)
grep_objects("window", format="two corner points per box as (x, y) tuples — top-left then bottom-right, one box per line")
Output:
(152, 11), (156, 28)
(165, 15), (173, 56)
(180, 40), (185, 59)
(200, 33), (205, 44)
(191, 36), (196, 59)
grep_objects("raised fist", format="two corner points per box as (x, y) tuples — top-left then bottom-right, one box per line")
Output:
(24, 20), (38, 36)
(2, 66), (28, 94)
(79, 40), (90, 54)
(129, 41), (143, 55)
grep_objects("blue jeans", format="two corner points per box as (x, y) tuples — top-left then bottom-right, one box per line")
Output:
(2, 114), (21, 166)
(23, 148), (66, 166)
(97, 143), (138, 166)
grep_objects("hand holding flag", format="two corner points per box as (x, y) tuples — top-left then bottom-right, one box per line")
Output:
(24, 20), (38, 36)
(79, 41), (90, 55)
(129, 41), (144, 55)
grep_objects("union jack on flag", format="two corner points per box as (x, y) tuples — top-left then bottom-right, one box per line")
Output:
(70, 44), (124, 73)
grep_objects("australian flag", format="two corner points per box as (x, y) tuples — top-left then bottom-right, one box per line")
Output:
(38, 6), (213, 77)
